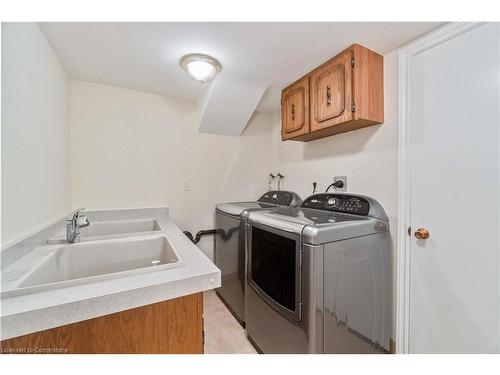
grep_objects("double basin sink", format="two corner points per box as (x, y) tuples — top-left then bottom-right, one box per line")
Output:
(2, 218), (184, 297)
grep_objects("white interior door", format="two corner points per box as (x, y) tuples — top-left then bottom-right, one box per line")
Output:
(408, 23), (500, 353)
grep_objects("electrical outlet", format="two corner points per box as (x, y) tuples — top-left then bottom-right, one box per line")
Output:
(333, 176), (347, 192)
(183, 180), (191, 191)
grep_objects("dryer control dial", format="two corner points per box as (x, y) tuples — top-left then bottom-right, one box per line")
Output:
(327, 198), (336, 206)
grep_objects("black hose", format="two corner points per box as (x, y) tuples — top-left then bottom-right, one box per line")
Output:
(183, 229), (219, 244)
(193, 229), (218, 244)
(182, 231), (195, 242)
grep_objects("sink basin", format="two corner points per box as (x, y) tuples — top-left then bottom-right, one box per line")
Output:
(4, 235), (183, 296)
(47, 218), (162, 244)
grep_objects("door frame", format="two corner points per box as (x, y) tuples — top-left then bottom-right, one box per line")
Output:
(395, 22), (486, 354)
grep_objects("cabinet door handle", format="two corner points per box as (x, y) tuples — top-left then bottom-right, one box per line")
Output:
(326, 86), (331, 106)
(291, 103), (295, 120)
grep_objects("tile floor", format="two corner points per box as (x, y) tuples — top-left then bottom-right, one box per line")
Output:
(203, 290), (257, 354)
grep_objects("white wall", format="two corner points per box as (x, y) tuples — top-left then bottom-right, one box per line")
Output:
(269, 50), (399, 336)
(70, 80), (275, 259)
(1, 23), (71, 246)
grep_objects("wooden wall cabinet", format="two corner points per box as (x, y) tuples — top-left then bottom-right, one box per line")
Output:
(281, 44), (383, 142)
(281, 76), (309, 140)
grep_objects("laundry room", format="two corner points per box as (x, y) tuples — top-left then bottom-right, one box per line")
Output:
(1, 1), (500, 373)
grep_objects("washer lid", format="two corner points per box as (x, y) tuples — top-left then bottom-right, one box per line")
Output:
(216, 201), (277, 217)
(301, 217), (388, 245)
(268, 206), (367, 225)
(216, 191), (302, 217)
(249, 206), (389, 245)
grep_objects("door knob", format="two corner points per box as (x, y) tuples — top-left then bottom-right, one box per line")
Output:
(414, 228), (430, 240)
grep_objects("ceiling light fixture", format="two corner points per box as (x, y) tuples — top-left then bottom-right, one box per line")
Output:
(180, 53), (222, 83)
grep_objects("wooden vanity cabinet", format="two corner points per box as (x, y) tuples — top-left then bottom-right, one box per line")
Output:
(281, 44), (383, 142)
(0, 293), (204, 354)
(281, 76), (309, 140)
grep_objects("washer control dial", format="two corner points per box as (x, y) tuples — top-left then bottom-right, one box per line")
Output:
(327, 198), (336, 206)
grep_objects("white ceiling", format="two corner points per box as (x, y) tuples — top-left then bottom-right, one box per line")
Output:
(39, 22), (444, 112)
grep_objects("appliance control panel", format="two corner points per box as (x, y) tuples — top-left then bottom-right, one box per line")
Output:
(258, 191), (295, 206)
(301, 193), (370, 216)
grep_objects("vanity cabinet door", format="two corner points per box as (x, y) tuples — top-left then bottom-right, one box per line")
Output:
(0, 293), (204, 354)
(310, 50), (353, 132)
(281, 76), (309, 140)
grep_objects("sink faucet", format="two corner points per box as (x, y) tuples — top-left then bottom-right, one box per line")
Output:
(66, 208), (90, 243)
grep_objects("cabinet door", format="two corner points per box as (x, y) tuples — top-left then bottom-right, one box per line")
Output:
(281, 76), (309, 140)
(310, 50), (353, 131)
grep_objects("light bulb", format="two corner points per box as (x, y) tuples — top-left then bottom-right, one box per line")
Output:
(180, 54), (221, 83)
(186, 60), (217, 82)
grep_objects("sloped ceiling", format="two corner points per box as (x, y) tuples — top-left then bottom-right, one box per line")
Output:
(197, 77), (267, 136)
(39, 22), (444, 135)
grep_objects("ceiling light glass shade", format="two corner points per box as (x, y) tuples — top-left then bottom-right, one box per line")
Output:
(180, 54), (221, 83)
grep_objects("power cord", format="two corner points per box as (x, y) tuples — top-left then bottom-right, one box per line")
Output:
(325, 180), (344, 192)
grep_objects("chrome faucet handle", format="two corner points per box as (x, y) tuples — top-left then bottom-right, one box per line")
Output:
(77, 215), (90, 228)
(71, 207), (86, 221)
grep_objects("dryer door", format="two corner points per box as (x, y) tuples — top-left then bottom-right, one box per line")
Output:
(248, 223), (302, 323)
